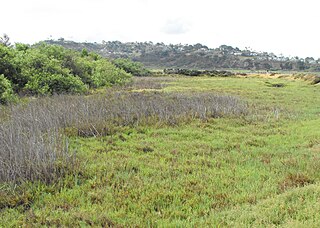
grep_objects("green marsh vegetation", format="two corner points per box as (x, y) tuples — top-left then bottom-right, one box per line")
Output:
(1, 72), (320, 225)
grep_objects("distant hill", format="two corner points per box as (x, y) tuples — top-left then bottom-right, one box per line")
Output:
(45, 39), (320, 71)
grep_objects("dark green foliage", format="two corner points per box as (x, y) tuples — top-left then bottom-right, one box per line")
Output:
(61, 52), (95, 86)
(164, 68), (234, 77)
(0, 43), (132, 98)
(113, 58), (151, 76)
(0, 74), (16, 104)
(0, 45), (22, 91)
(81, 48), (89, 57)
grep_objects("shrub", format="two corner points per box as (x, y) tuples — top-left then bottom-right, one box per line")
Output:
(0, 45), (22, 91)
(0, 74), (16, 104)
(25, 73), (87, 95)
(1, 43), (133, 96)
(19, 44), (132, 92)
(62, 54), (95, 87)
(113, 58), (151, 76)
(17, 49), (88, 95)
(93, 59), (132, 87)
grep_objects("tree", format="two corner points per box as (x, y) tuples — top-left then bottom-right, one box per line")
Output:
(305, 57), (315, 64)
(0, 34), (11, 46)
(296, 60), (306, 70)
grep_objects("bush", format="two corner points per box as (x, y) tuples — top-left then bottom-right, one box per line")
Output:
(0, 45), (21, 91)
(63, 54), (95, 87)
(113, 58), (151, 76)
(1, 43), (133, 96)
(17, 48), (87, 95)
(93, 59), (132, 87)
(25, 73), (87, 95)
(0, 74), (16, 104)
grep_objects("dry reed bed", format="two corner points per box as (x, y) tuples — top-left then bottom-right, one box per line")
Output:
(0, 90), (248, 183)
(124, 76), (176, 90)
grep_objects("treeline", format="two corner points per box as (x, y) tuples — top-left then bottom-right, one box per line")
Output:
(0, 41), (149, 104)
(164, 68), (234, 77)
(45, 40), (320, 71)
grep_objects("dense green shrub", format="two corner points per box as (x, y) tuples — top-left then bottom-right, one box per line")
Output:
(16, 47), (87, 95)
(63, 54), (95, 86)
(93, 59), (131, 87)
(0, 43), (133, 98)
(25, 73), (87, 95)
(113, 58), (151, 76)
(0, 45), (21, 91)
(0, 74), (16, 104)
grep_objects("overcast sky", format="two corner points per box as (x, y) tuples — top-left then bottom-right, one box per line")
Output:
(2, 0), (320, 58)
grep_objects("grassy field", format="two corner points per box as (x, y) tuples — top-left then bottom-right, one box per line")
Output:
(1, 75), (320, 227)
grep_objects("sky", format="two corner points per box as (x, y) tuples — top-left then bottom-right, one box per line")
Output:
(2, 0), (320, 58)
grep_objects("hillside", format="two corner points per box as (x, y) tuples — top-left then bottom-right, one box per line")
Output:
(45, 39), (320, 71)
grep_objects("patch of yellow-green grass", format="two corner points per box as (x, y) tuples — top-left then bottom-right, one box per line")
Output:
(164, 76), (320, 118)
(213, 183), (320, 227)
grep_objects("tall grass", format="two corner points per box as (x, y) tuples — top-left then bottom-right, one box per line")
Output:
(124, 76), (175, 90)
(0, 103), (72, 184)
(0, 90), (248, 183)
